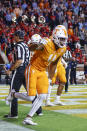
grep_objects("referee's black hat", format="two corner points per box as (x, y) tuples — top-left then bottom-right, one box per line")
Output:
(13, 30), (25, 39)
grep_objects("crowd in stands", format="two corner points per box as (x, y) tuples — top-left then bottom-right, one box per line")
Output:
(0, 0), (87, 64)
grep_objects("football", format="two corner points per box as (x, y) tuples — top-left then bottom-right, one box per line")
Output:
(28, 44), (38, 51)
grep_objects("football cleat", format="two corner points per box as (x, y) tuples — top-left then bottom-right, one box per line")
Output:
(54, 100), (65, 106)
(23, 117), (37, 125)
(4, 114), (18, 119)
(37, 113), (43, 116)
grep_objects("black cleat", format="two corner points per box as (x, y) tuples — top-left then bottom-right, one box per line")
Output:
(4, 114), (18, 119)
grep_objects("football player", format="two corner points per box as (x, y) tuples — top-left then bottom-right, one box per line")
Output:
(45, 25), (68, 106)
(7, 25), (68, 125)
(28, 34), (43, 116)
(46, 57), (67, 106)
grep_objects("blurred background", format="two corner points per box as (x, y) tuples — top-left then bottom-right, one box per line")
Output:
(0, 0), (87, 85)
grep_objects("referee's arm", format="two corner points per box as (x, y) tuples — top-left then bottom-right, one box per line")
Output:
(9, 59), (22, 71)
(4, 59), (23, 76)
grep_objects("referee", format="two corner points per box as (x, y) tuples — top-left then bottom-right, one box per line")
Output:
(63, 48), (72, 92)
(4, 30), (30, 118)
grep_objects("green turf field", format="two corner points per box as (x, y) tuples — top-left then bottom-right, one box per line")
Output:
(1, 84), (87, 130)
(0, 101), (87, 131)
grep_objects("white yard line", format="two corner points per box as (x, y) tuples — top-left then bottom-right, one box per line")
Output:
(1, 84), (87, 114)
(0, 120), (35, 131)
(53, 109), (87, 114)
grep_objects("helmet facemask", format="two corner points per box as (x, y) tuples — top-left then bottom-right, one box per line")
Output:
(54, 37), (67, 48)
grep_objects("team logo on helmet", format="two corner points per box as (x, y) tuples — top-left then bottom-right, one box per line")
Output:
(52, 25), (68, 48)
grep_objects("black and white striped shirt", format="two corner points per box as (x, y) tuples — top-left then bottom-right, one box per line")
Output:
(14, 41), (30, 66)
(63, 50), (72, 65)
(63, 50), (72, 59)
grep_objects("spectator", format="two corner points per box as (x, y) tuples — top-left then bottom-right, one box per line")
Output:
(5, 10), (12, 26)
(79, 27), (85, 47)
(84, 29), (87, 54)
(32, 0), (38, 10)
(73, 3), (79, 16)
(63, 18), (68, 30)
(21, 1), (28, 10)
(44, 0), (50, 9)
(74, 42), (83, 64)
(49, 11), (56, 30)
(39, 0), (44, 10)
(78, 19), (83, 31)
